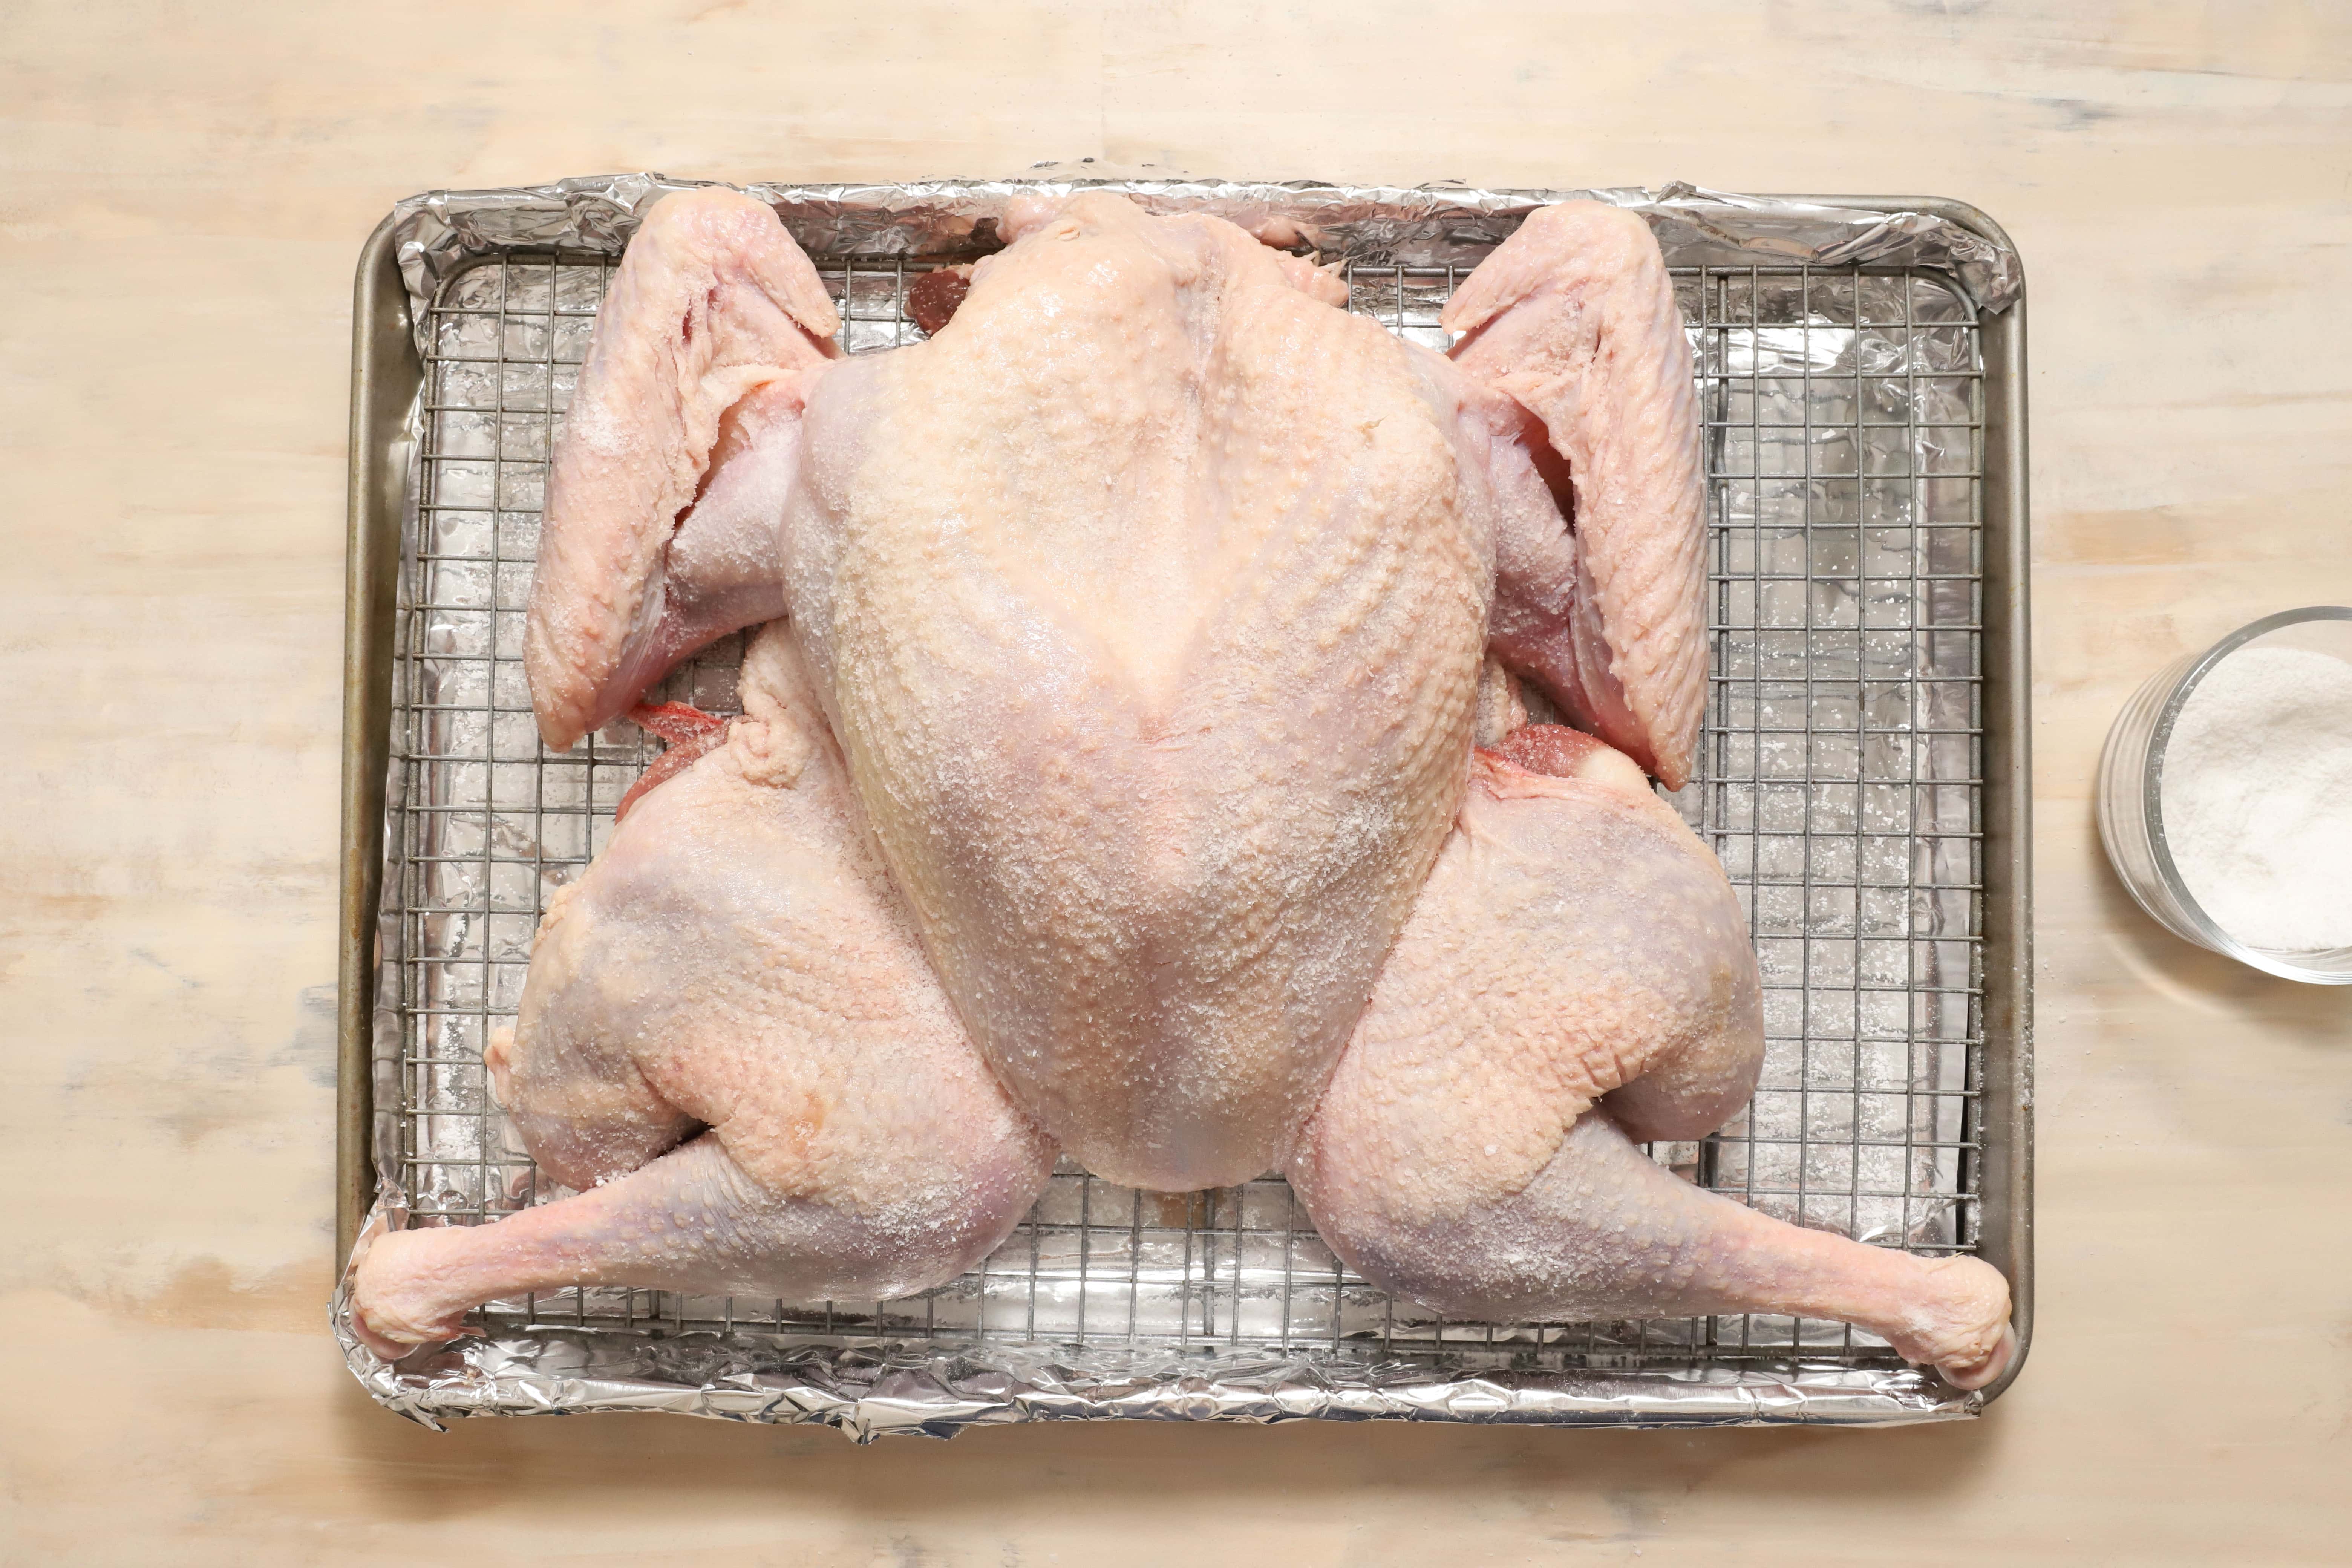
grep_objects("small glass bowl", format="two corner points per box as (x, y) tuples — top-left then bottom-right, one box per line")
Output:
(2096, 605), (2352, 984)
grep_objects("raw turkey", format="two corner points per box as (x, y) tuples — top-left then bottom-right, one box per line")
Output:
(351, 187), (2014, 1389)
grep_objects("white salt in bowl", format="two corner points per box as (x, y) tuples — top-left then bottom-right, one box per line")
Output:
(2098, 606), (2352, 983)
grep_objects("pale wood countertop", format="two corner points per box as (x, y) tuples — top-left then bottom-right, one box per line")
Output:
(4, 2), (2349, 1562)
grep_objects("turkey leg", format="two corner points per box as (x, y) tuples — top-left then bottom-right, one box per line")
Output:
(351, 1133), (1014, 1358)
(1292, 736), (2015, 1388)
(350, 628), (1055, 1355)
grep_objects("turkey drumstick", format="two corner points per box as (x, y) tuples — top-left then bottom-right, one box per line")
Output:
(350, 630), (1054, 1356)
(1290, 733), (2014, 1389)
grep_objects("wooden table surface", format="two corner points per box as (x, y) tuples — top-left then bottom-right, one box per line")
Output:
(5, 2), (2349, 1561)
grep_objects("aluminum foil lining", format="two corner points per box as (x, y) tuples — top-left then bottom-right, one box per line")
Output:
(338, 175), (2008, 1439)
(345, 1334), (1974, 1441)
(384, 173), (2021, 348)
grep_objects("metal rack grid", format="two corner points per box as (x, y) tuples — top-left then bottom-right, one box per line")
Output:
(386, 244), (1983, 1372)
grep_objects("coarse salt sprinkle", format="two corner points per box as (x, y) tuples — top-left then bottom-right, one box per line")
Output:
(2159, 644), (2352, 952)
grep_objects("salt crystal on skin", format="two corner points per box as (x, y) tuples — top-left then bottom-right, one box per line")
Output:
(2159, 645), (2352, 953)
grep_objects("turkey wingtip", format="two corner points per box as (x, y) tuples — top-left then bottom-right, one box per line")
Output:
(637, 182), (845, 346)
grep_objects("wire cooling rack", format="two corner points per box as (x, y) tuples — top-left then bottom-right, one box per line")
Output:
(386, 245), (1984, 1372)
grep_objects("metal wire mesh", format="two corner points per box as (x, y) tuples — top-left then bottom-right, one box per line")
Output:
(386, 243), (1983, 1373)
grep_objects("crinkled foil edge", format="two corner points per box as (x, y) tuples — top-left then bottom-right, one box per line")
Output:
(337, 173), (2007, 1438)
(384, 173), (2019, 357)
(331, 1311), (1980, 1441)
